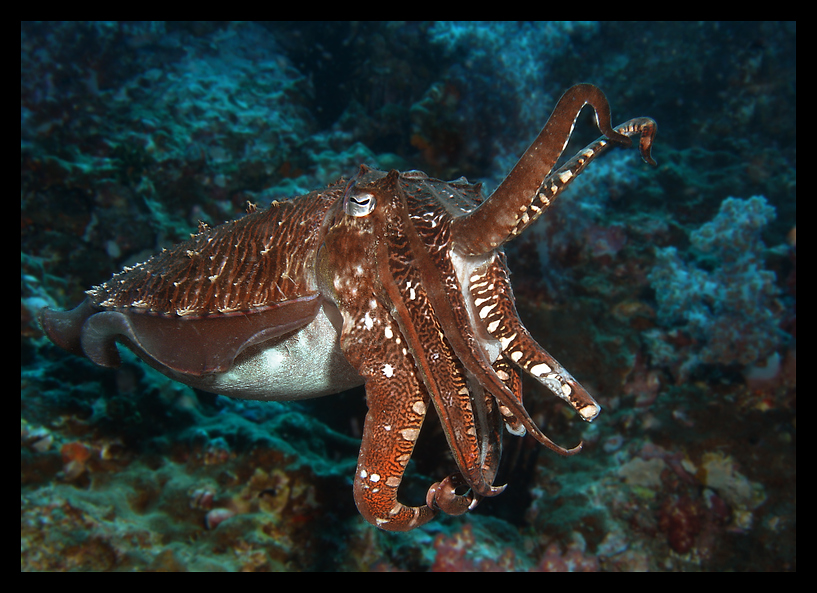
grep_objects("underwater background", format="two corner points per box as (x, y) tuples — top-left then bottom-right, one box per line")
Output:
(21, 22), (795, 571)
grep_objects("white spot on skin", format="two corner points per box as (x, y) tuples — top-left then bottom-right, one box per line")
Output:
(383, 364), (394, 378)
(384, 326), (394, 339)
(499, 333), (516, 351)
(558, 170), (573, 184)
(510, 351), (523, 362)
(363, 312), (374, 330)
(400, 428), (420, 441)
(370, 473), (380, 482)
(479, 303), (497, 319)
(412, 401), (427, 415)
(530, 363), (552, 377)
(579, 404), (601, 421)
(505, 422), (526, 437)
(360, 469), (368, 479)
(386, 476), (401, 488)
(487, 319), (500, 333)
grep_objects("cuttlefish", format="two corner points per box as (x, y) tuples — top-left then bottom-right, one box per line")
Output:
(40, 84), (656, 530)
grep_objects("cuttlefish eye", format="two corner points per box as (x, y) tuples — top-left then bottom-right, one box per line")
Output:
(344, 190), (376, 217)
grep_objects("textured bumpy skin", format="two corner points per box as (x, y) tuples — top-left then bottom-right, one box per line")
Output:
(40, 84), (656, 531)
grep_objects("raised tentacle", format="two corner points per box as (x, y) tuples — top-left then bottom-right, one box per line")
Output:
(451, 83), (656, 255)
(500, 117), (657, 244)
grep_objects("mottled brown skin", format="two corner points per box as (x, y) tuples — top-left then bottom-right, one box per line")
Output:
(40, 84), (656, 531)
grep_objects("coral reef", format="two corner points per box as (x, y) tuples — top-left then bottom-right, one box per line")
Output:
(647, 196), (786, 375)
